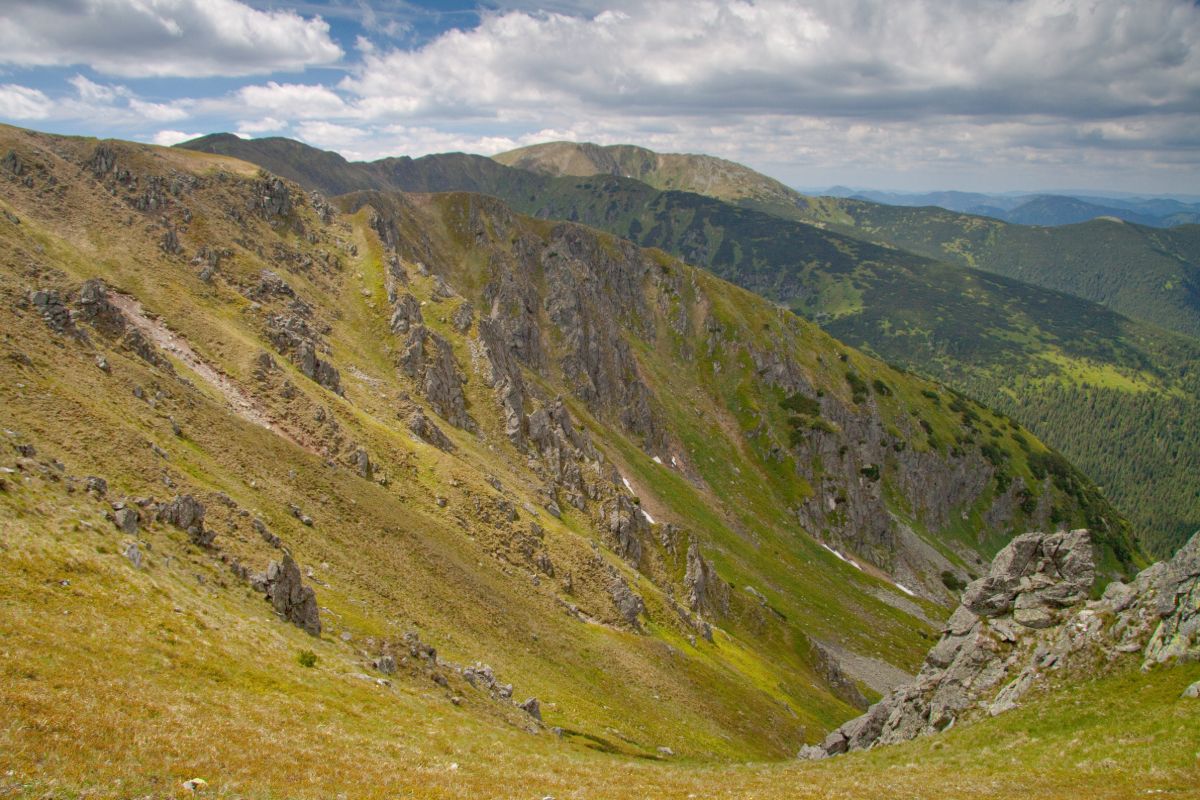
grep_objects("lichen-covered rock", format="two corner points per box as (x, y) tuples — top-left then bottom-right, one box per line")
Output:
(264, 552), (321, 636)
(113, 506), (139, 535)
(600, 494), (647, 565)
(608, 572), (645, 629)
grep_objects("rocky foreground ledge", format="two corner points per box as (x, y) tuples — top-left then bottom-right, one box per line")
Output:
(802, 528), (1200, 759)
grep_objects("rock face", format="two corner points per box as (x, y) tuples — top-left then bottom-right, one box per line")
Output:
(264, 553), (321, 636)
(803, 529), (1200, 759)
(684, 540), (729, 615)
(398, 324), (474, 431)
(158, 494), (212, 546)
(406, 407), (455, 451)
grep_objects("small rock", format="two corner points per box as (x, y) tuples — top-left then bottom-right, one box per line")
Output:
(85, 476), (108, 496)
(123, 541), (143, 569)
(181, 778), (208, 793)
(797, 745), (828, 760)
(113, 507), (139, 535)
(95, 356), (110, 372)
(519, 697), (542, 721)
(1183, 680), (1200, 699)
(656, 746), (674, 757)
(375, 654), (397, 675)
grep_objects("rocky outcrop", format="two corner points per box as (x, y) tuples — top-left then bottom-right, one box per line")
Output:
(803, 529), (1200, 759)
(158, 494), (212, 546)
(399, 326), (473, 430)
(477, 316), (527, 444)
(389, 292), (423, 334)
(265, 313), (342, 395)
(29, 289), (78, 337)
(406, 407), (455, 451)
(600, 493), (647, 566)
(526, 398), (600, 511)
(684, 540), (729, 616)
(263, 552), (321, 636)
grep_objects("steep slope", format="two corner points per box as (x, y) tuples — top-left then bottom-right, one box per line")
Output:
(0, 122), (1136, 784)
(823, 199), (1200, 341)
(495, 142), (1200, 342)
(180, 134), (1200, 556)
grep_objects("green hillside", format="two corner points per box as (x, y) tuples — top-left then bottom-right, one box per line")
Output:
(0, 122), (1139, 787)
(180, 135), (1200, 556)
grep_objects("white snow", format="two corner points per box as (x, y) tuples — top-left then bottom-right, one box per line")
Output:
(894, 582), (917, 597)
(820, 542), (862, 570)
(652, 455), (663, 465)
(622, 476), (634, 493)
(641, 509), (656, 525)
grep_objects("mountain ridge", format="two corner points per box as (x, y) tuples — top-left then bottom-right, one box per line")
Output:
(179, 133), (1200, 556)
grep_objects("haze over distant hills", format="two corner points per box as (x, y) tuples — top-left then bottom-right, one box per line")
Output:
(822, 187), (1200, 228)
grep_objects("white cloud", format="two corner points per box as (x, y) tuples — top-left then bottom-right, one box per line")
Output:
(236, 82), (348, 118)
(0, 84), (53, 120)
(340, 0), (1200, 122)
(321, 0), (1200, 189)
(0, 0), (343, 78)
(151, 129), (204, 146)
(236, 117), (288, 136)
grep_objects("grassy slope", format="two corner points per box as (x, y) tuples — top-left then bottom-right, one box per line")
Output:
(0, 123), (1131, 783)
(820, 199), (1200, 341)
(483, 144), (1200, 557)
(181, 137), (1200, 556)
(1, 501), (1195, 799)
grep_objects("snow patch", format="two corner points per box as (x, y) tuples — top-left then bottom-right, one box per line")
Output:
(821, 542), (862, 570)
(641, 509), (656, 525)
(894, 582), (917, 597)
(621, 476), (634, 493)
(651, 455), (663, 465)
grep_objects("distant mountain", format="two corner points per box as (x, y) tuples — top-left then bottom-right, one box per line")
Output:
(825, 186), (1200, 228)
(179, 134), (1200, 557)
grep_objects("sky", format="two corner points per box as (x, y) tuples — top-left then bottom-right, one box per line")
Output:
(1, 0), (1198, 194)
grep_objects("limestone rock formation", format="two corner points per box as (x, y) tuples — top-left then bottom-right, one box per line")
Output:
(803, 528), (1200, 759)
(684, 540), (729, 616)
(407, 407), (455, 451)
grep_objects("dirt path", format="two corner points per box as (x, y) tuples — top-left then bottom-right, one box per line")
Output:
(109, 292), (302, 448)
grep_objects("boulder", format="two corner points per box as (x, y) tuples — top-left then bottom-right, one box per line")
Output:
(264, 553), (321, 636)
(519, 697), (542, 721)
(113, 507), (139, 535)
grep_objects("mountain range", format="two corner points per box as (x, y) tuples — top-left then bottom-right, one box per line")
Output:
(180, 135), (1200, 557)
(824, 187), (1200, 228)
(1, 123), (1196, 798)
